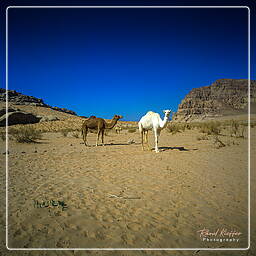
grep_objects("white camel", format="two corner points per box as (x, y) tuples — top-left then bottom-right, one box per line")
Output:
(138, 110), (172, 153)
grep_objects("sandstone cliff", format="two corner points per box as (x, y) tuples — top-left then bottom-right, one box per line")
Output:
(173, 79), (256, 122)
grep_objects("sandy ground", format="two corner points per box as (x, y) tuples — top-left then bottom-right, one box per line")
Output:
(0, 126), (255, 256)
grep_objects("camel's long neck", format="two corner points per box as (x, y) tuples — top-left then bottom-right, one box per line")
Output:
(106, 119), (118, 129)
(159, 115), (169, 129)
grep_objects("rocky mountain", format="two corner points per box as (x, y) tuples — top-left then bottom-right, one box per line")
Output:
(173, 79), (256, 122)
(0, 88), (77, 116)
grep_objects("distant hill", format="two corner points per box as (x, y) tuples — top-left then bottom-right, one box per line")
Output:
(173, 79), (256, 122)
(0, 88), (77, 116)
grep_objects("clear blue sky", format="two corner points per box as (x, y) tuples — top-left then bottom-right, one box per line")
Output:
(2, 3), (254, 121)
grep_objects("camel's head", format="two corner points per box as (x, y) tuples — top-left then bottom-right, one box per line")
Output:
(163, 109), (172, 117)
(113, 115), (123, 120)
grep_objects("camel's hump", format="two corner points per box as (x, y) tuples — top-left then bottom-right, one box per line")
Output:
(146, 111), (156, 115)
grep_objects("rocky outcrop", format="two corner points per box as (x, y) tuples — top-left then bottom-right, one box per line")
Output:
(0, 88), (45, 106)
(0, 112), (41, 127)
(173, 79), (256, 122)
(39, 115), (60, 122)
(50, 107), (76, 116)
(0, 88), (77, 116)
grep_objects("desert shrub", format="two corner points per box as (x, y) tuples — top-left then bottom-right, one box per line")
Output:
(196, 134), (209, 141)
(167, 123), (182, 134)
(60, 128), (72, 137)
(128, 128), (136, 133)
(199, 121), (221, 135)
(229, 120), (245, 138)
(9, 126), (42, 143)
(226, 139), (239, 146)
(239, 126), (245, 138)
(185, 123), (192, 130)
(71, 131), (80, 138)
(230, 120), (239, 137)
(213, 136), (226, 148)
(0, 132), (6, 141)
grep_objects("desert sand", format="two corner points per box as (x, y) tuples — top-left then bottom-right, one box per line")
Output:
(0, 118), (255, 256)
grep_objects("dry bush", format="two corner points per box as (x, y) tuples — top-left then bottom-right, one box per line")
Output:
(226, 139), (239, 146)
(198, 121), (221, 135)
(167, 123), (180, 134)
(167, 122), (190, 134)
(71, 131), (80, 138)
(60, 128), (72, 137)
(185, 123), (192, 130)
(0, 132), (6, 141)
(196, 134), (209, 141)
(9, 126), (42, 143)
(229, 120), (245, 138)
(213, 136), (226, 149)
(128, 128), (137, 133)
(230, 120), (239, 136)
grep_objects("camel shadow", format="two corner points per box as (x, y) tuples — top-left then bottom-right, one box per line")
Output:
(159, 146), (198, 152)
(79, 142), (141, 147)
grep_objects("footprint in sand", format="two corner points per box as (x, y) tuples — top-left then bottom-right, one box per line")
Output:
(127, 222), (141, 231)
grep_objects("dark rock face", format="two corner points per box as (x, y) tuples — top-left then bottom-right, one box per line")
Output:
(50, 107), (76, 116)
(0, 112), (41, 127)
(173, 79), (256, 122)
(39, 115), (60, 122)
(0, 88), (77, 116)
(0, 108), (17, 117)
(0, 88), (46, 106)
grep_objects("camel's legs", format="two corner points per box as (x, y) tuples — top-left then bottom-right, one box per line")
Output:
(140, 130), (145, 150)
(82, 126), (88, 146)
(101, 129), (105, 146)
(154, 130), (160, 153)
(144, 130), (151, 150)
(96, 129), (101, 147)
(154, 129), (160, 153)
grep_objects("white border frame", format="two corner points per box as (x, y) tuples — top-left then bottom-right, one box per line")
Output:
(5, 5), (251, 251)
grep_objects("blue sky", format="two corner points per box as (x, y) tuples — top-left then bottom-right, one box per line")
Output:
(2, 3), (253, 120)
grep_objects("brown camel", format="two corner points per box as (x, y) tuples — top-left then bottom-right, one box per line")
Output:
(82, 115), (123, 146)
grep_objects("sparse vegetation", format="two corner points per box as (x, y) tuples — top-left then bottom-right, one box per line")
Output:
(128, 128), (137, 133)
(9, 126), (42, 143)
(213, 136), (226, 149)
(0, 132), (6, 141)
(228, 120), (246, 138)
(167, 123), (185, 134)
(60, 129), (70, 137)
(71, 131), (80, 138)
(198, 121), (221, 135)
(196, 134), (209, 141)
